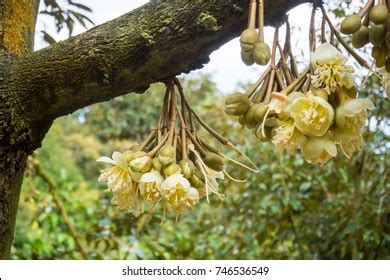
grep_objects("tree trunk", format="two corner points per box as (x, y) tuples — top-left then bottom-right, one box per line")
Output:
(0, 0), (308, 259)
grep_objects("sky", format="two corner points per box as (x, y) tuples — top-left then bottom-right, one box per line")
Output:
(35, 1), (320, 93)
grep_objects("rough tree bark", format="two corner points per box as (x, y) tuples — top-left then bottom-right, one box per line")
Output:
(0, 0), (309, 259)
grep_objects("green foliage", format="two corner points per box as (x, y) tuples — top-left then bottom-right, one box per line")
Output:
(12, 73), (389, 260)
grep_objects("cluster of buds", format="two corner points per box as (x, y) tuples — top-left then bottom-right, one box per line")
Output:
(240, 0), (271, 66)
(341, 0), (389, 66)
(97, 79), (257, 219)
(339, 0), (390, 96)
(225, 7), (376, 165)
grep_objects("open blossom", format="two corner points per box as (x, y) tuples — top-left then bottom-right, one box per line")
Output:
(335, 98), (375, 133)
(138, 170), (164, 202)
(272, 119), (307, 155)
(111, 185), (139, 213)
(311, 43), (355, 94)
(301, 135), (337, 165)
(160, 174), (199, 211)
(196, 168), (225, 199)
(97, 151), (133, 192)
(290, 95), (334, 137)
(333, 128), (363, 158)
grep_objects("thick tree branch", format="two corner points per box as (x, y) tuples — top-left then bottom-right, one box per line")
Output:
(8, 0), (308, 147)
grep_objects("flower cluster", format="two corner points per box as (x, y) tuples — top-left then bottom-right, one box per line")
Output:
(98, 79), (256, 219)
(227, 15), (375, 165)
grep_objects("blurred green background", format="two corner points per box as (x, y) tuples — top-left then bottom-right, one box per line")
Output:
(10, 0), (390, 259)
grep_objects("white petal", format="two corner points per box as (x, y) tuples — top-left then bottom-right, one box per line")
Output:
(96, 156), (115, 165)
(112, 151), (128, 170)
(314, 43), (341, 65)
(140, 171), (163, 185)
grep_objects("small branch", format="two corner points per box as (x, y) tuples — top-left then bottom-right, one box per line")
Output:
(31, 158), (90, 259)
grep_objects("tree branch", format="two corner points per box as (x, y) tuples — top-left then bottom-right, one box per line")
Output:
(8, 0), (308, 147)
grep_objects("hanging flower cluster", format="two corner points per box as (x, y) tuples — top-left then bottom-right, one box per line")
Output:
(225, 2), (376, 165)
(97, 79), (257, 219)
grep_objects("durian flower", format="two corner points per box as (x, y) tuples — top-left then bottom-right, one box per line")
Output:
(335, 98), (375, 133)
(160, 174), (199, 211)
(111, 184), (139, 213)
(138, 170), (164, 202)
(272, 119), (307, 155)
(311, 43), (355, 94)
(290, 96), (334, 137)
(301, 135), (337, 165)
(333, 128), (363, 158)
(283, 91), (305, 116)
(196, 169), (225, 199)
(97, 151), (133, 192)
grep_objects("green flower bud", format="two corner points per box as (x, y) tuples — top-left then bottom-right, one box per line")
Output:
(240, 28), (258, 45)
(130, 152), (153, 173)
(204, 153), (224, 172)
(375, 51), (387, 68)
(241, 50), (254, 66)
(163, 163), (181, 177)
(351, 26), (369, 48)
(152, 157), (163, 171)
(190, 174), (205, 189)
(369, 24), (385, 46)
(253, 102), (268, 121)
(242, 104), (257, 128)
(340, 14), (362, 35)
(370, 5), (388, 24)
(158, 144), (175, 166)
(241, 42), (254, 52)
(224, 93), (250, 116)
(290, 96), (334, 137)
(179, 159), (194, 179)
(253, 42), (271, 65)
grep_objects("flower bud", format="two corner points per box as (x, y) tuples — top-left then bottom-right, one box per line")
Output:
(224, 93), (250, 116)
(163, 163), (181, 177)
(240, 28), (258, 45)
(340, 14), (361, 35)
(152, 157), (163, 171)
(241, 50), (254, 66)
(204, 153), (224, 172)
(253, 42), (271, 65)
(179, 159), (194, 179)
(242, 104), (258, 128)
(241, 42), (254, 52)
(253, 102), (268, 121)
(370, 5), (388, 24)
(129, 152), (153, 173)
(158, 144), (175, 166)
(190, 174), (205, 189)
(256, 126), (272, 142)
(352, 26), (369, 48)
(369, 24), (385, 46)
